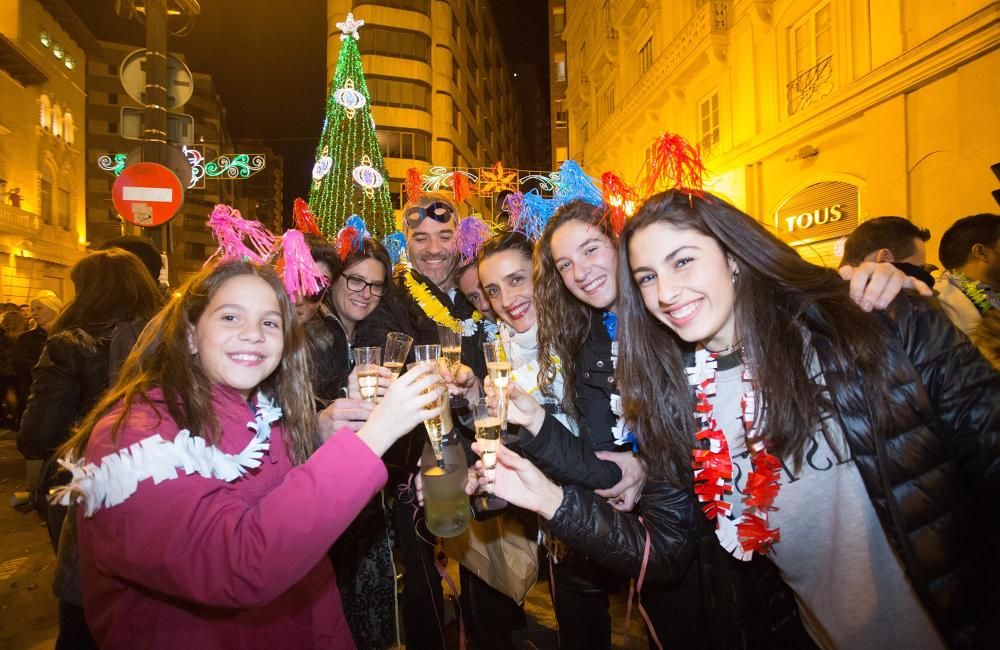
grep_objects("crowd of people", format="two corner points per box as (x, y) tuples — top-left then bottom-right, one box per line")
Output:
(9, 145), (999, 650)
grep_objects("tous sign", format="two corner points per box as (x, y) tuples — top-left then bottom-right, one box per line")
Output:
(784, 204), (843, 232)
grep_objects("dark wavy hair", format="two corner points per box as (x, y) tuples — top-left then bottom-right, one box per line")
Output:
(534, 200), (616, 415)
(53, 248), (162, 334)
(618, 190), (892, 486)
(63, 260), (317, 465)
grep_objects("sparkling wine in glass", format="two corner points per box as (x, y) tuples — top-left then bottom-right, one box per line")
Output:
(383, 332), (413, 380)
(437, 325), (462, 375)
(473, 398), (507, 511)
(483, 340), (512, 438)
(413, 345), (446, 466)
(354, 347), (381, 403)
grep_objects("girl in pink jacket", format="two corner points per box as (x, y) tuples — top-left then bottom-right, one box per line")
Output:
(54, 260), (442, 648)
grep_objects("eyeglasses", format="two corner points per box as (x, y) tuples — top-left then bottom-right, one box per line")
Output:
(404, 202), (457, 228)
(345, 275), (387, 297)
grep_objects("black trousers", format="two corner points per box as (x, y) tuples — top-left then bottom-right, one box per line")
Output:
(459, 565), (517, 649)
(56, 600), (98, 650)
(551, 559), (615, 650)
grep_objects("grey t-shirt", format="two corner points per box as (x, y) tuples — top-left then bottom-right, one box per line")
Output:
(714, 361), (945, 649)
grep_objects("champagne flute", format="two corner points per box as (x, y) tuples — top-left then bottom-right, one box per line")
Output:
(473, 398), (508, 511)
(354, 347), (381, 403)
(383, 332), (413, 380)
(437, 324), (462, 376)
(483, 340), (512, 440)
(413, 344), (446, 467)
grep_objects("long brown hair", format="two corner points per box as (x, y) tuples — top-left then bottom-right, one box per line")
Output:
(617, 190), (892, 486)
(53, 248), (162, 334)
(534, 200), (616, 415)
(63, 260), (317, 465)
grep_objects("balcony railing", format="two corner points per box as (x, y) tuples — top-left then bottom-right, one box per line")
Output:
(787, 56), (834, 116)
(0, 203), (42, 234)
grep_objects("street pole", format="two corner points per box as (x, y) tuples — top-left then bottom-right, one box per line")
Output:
(142, 0), (169, 258)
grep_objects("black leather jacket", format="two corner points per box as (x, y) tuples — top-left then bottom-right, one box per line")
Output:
(546, 295), (1000, 648)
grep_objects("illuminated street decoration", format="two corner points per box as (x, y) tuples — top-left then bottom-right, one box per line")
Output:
(336, 12), (365, 41)
(477, 162), (518, 195)
(99, 148), (264, 190)
(333, 79), (366, 119)
(97, 153), (127, 176)
(183, 146), (205, 188)
(312, 154), (333, 180)
(417, 164), (561, 198)
(352, 155), (384, 197)
(309, 16), (393, 237)
(205, 154), (265, 179)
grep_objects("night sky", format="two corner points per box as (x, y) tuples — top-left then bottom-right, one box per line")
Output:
(65, 0), (546, 217)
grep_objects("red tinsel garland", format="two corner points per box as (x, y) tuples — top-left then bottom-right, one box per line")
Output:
(600, 171), (638, 236)
(292, 198), (321, 237)
(451, 171), (472, 204)
(645, 132), (706, 197)
(689, 349), (781, 560)
(404, 167), (423, 206)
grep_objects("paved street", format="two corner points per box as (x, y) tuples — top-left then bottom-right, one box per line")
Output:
(0, 428), (645, 649)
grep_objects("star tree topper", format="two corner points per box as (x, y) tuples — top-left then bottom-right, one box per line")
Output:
(337, 13), (365, 41)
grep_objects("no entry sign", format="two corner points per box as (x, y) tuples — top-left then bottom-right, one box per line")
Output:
(112, 162), (184, 227)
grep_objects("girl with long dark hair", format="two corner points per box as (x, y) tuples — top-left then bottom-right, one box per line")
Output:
(484, 190), (999, 648)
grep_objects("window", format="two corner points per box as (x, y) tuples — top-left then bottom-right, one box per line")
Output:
(554, 52), (566, 82)
(452, 99), (459, 128)
(367, 76), (431, 111)
(64, 111), (74, 145)
(377, 129), (432, 161)
(40, 178), (53, 225)
(552, 6), (565, 33)
(699, 92), (720, 155)
(109, 92), (118, 104)
(555, 146), (568, 163)
(467, 127), (479, 156)
(788, 3), (834, 114)
(39, 95), (51, 130)
(357, 25), (431, 62)
(793, 3), (831, 75)
(52, 105), (63, 138)
(639, 37), (654, 76)
(452, 53), (459, 84)
(353, 0), (429, 14)
(58, 182), (71, 230)
(601, 87), (615, 121)
(554, 99), (568, 127)
(40, 31), (51, 48)
(186, 243), (208, 260)
(467, 84), (478, 120)
(466, 46), (478, 81)
(452, 9), (459, 43)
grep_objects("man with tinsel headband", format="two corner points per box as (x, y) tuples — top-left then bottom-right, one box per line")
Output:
(355, 191), (490, 649)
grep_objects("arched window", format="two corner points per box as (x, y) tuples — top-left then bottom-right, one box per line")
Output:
(40, 166), (54, 225)
(52, 105), (63, 138)
(39, 95), (51, 130)
(58, 173), (71, 230)
(63, 111), (74, 145)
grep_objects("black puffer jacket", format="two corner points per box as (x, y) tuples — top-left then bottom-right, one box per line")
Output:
(547, 295), (1000, 648)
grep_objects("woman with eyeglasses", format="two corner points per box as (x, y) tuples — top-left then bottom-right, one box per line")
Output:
(294, 234), (399, 649)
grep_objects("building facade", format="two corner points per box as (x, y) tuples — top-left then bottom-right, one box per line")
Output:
(562, 0), (1000, 266)
(85, 42), (242, 285)
(327, 0), (523, 216)
(550, 0), (570, 167)
(0, 0), (97, 303)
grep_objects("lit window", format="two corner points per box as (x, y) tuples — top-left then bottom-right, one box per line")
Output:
(793, 3), (831, 75)
(699, 92), (720, 155)
(64, 111), (74, 145)
(39, 95), (52, 129)
(64, 56), (75, 70)
(52, 105), (63, 138)
(554, 52), (566, 82)
(53, 43), (64, 60)
(552, 6), (565, 33)
(40, 31), (51, 47)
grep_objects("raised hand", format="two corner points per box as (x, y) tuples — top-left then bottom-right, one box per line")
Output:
(356, 365), (442, 456)
(347, 365), (393, 401)
(318, 398), (374, 439)
(839, 261), (932, 312)
(484, 376), (545, 434)
(472, 443), (563, 519)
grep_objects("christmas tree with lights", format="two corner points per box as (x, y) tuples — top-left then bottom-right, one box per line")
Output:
(309, 13), (394, 238)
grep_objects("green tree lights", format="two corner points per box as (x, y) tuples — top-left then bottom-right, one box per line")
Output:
(309, 16), (394, 238)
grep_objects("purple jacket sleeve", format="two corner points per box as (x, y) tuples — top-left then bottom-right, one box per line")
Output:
(81, 427), (387, 608)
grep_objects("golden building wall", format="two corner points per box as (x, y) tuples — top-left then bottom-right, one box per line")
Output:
(563, 0), (1000, 266)
(0, 0), (90, 303)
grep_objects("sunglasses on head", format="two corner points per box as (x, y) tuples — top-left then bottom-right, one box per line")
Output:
(404, 202), (456, 228)
(302, 283), (329, 304)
